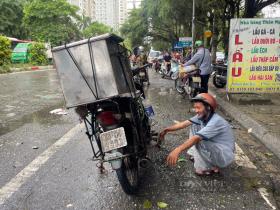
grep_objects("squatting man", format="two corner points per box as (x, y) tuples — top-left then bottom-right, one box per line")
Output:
(159, 93), (235, 175)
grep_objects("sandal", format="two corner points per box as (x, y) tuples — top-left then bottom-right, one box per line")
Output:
(211, 167), (220, 174)
(195, 169), (213, 176)
(195, 168), (220, 176)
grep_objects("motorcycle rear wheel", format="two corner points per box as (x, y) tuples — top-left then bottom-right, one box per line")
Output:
(213, 75), (226, 88)
(116, 156), (139, 194)
(186, 80), (198, 99)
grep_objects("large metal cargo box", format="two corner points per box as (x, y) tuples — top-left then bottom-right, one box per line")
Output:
(52, 33), (136, 108)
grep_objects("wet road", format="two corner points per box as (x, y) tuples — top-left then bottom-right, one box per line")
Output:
(0, 69), (280, 209)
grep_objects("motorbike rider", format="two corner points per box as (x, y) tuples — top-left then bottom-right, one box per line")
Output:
(182, 41), (211, 93)
(159, 93), (235, 175)
(138, 46), (148, 66)
(184, 47), (192, 62)
(163, 50), (172, 73)
(132, 46), (150, 86)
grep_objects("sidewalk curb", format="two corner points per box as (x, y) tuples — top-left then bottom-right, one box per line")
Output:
(209, 89), (280, 160)
(10, 65), (54, 72)
(30, 65), (53, 70)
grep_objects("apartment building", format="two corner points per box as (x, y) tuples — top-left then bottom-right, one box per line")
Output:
(67, 0), (96, 21)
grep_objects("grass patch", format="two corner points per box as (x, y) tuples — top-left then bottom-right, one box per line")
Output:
(0, 63), (33, 74)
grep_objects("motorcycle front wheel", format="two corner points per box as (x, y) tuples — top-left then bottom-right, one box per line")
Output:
(186, 80), (198, 99)
(175, 78), (185, 94)
(171, 71), (178, 80)
(116, 156), (139, 194)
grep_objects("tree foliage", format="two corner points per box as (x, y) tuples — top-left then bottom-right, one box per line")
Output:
(78, 15), (92, 31)
(82, 22), (112, 38)
(23, 0), (81, 46)
(121, 0), (280, 55)
(0, 35), (11, 66)
(244, 0), (279, 17)
(0, 0), (27, 38)
(120, 8), (149, 47)
(29, 43), (48, 65)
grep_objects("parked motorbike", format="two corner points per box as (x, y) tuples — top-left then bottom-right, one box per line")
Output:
(52, 34), (155, 195)
(152, 57), (163, 72)
(131, 64), (151, 98)
(132, 63), (150, 86)
(81, 95), (151, 194)
(175, 68), (201, 98)
(159, 60), (179, 80)
(212, 63), (227, 88)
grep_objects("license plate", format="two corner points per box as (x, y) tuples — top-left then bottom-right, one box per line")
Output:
(139, 72), (145, 77)
(100, 127), (127, 152)
(192, 77), (201, 83)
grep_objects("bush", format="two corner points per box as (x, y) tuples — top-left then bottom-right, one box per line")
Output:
(0, 65), (11, 74)
(0, 36), (12, 66)
(30, 43), (48, 65)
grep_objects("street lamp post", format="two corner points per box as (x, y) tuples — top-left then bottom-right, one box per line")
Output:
(191, 0), (195, 56)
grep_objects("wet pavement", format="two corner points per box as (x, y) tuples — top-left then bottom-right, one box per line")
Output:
(1, 69), (280, 209)
(0, 69), (78, 188)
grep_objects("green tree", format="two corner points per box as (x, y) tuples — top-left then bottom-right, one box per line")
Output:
(120, 8), (149, 47)
(121, 0), (280, 56)
(244, 0), (280, 18)
(29, 43), (48, 65)
(78, 15), (92, 31)
(23, 0), (81, 46)
(0, 0), (27, 38)
(82, 22), (112, 38)
(0, 35), (11, 66)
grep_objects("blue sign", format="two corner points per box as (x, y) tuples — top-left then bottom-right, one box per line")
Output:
(174, 41), (192, 48)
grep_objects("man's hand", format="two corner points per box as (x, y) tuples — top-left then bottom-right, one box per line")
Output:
(166, 148), (181, 166)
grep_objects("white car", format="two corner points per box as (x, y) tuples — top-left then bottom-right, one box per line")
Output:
(147, 50), (161, 63)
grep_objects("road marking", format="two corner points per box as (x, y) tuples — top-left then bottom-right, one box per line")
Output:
(235, 143), (277, 210)
(0, 123), (83, 206)
(235, 143), (257, 169)
(258, 188), (277, 210)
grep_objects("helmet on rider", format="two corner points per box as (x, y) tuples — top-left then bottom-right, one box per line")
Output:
(191, 93), (217, 112)
(139, 46), (144, 52)
(194, 40), (203, 48)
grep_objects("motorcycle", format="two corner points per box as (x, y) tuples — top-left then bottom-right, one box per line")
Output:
(131, 64), (151, 98)
(152, 57), (163, 72)
(138, 63), (150, 86)
(175, 66), (201, 98)
(159, 60), (179, 80)
(52, 34), (156, 195)
(212, 63), (227, 88)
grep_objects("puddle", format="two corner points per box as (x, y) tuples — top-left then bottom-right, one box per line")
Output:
(0, 102), (66, 136)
